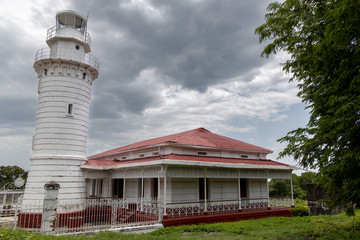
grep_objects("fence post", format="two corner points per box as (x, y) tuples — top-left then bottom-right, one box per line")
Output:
(41, 181), (60, 234)
(12, 195), (23, 230)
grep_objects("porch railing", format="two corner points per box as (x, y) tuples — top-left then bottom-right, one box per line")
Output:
(165, 197), (288, 218)
(269, 197), (293, 209)
(8, 197), (292, 234)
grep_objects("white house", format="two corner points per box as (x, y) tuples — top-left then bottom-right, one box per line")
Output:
(82, 127), (294, 224)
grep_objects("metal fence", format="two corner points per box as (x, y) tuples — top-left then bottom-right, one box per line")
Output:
(0, 190), (24, 227)
(164, 197), (292, 218)
(15, 197), (161, 234)
(34, 47), (100, 72)
(46, 25), (92, 47)
(269, 197), (293, 209)
(1, 196), (292, 234)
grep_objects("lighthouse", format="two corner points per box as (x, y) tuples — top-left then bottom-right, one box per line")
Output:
(23, 10), (99, 205)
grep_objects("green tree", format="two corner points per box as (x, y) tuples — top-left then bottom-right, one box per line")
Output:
(269, 173), (313, 199)
(0, 165), (28, 189)
(269, 179), (290, 197)
(299, 171), (317, 192)
(292, 174), (306, 200)
(255, 0), (360, 214)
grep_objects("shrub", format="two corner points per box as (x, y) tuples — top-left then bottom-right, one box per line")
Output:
(291, 206), (309, 217)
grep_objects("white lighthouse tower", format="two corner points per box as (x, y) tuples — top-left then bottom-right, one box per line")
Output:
(23, 10), (99, 204)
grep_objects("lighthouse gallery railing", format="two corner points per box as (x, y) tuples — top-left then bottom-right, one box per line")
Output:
(34, 48), (100, 72)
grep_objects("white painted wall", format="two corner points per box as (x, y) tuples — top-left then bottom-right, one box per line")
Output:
(143, 178), (152, 198)
(209, 178), (238, 201)
(124, 179), (140, 198)
(170, 178), (198, 202)
(248, 179), (268, 199)
(164, 178), (172, 203)
(86, 179), (92, 197)
(102, 178), (110, 197)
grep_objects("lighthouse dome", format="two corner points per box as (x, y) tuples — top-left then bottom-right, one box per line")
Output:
(56, 10), (87, 32)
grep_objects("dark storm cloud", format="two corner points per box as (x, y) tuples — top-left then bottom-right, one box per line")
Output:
(68, 0), (270, 116)
(0, 0), (305, 170)
(0, 97), (36, 126)
(90, 76), (161, 119)
(0, 22), (38, 129)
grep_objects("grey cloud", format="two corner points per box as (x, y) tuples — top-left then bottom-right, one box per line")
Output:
(0, 23), (38, 129)
(0, 0), (305, 169)
(69, 0), (271, 111)
(90, 77), (161, 119)
(0, 97), (36, 126)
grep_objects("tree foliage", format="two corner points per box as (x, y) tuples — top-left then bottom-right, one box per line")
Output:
(0, 165), (27, 189)
(269, 172), (317, 199)
(256, 0), (360, 214)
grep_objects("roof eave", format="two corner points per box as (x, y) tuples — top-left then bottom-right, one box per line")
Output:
(81, 159), (294, 171)
(167, 142), (273, 154)
(88, 142), (171, 160)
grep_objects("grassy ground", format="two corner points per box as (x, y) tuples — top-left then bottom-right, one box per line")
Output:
(1, 211), (359, 240)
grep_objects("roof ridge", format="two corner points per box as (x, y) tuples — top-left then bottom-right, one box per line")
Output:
(88, 128), (207, 159)
(165, 153), (274, 160)
(171, 127), (208, 142)
(206, 131), (272, 152)
(88, 127), (272, 159)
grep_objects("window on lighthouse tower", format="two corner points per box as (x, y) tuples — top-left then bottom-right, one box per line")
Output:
(67, 103), (73, 115)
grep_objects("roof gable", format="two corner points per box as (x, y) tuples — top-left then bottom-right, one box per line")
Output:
(89, 128), (272, 159)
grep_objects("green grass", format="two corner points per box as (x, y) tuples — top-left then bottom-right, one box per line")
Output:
(1, 211), (360, 240)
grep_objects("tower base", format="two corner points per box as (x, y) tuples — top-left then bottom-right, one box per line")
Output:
(22, 155), (87, 206)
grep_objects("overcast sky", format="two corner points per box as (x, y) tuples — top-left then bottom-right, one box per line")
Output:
(0, 0), (309, 172)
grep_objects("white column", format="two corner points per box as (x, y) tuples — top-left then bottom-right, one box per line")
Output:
(2, 192), (6, 206)
(158, 174), (161, 201)
(266, 171), (270, 208)
(158, 166), (162, 221)
(141, 176), (144, 211)
(163, 166), (167, 216)
(238, 177), (242, 210)
(266, 178), (270, 208)
(290, 176), (294, 206)
(108, 177), (112, 198)
(204, 168), (208, 213)
(123, 173), (126, 199)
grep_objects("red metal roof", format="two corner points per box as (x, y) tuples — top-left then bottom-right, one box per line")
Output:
(89, 128), (272, 159)
(85, 154), (289, 168)
(166, 154), (289, 167)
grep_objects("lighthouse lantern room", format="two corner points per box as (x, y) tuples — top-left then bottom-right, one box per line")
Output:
(23, 10), (99, 205)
